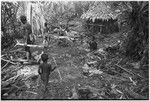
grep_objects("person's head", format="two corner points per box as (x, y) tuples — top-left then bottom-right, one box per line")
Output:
(92, 36), (95, 41)
(20, 15), (27, 24)
(1, 26), (5, 32)
(44, 22), (47, 27)
(41, 53), (49, 62)
(45, 36), (48, 40)
(65, 27), (70, 32)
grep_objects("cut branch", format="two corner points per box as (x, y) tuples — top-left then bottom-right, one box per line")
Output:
(15, 39), (66, 48)
(1, 58), (17, 65)
(2, 75), (19, 88)
(25, 91), (38, 95)
(2, 62), (9, 70)
(15, 40), (44, 48)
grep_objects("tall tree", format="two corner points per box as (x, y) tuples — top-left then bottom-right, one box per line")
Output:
(117, 1), (149, 62)
(1, 2), (20, 49)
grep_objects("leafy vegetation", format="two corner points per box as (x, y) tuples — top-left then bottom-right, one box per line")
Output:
(127, 2), (147, 59)
(1, 2), (23, 50)
(117, 1), (149, 72)
(1, 1), (149, 100)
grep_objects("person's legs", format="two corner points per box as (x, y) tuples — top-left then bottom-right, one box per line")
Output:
(26, 52), (29, 60)
(29, 50), (32, 59)
(26, 51), (32, 60)
(36, 75), (45, 99)
(25, 46), (32, 60)
(42, 80), (49, 98)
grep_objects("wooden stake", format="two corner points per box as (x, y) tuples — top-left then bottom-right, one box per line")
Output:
(57, 69), (62, 81)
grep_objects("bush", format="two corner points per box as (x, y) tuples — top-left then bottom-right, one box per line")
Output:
(1, 2), (24, 50)
(118, 2), (149, 63)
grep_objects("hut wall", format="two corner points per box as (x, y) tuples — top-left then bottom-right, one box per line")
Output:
(86, 19), (119, 35)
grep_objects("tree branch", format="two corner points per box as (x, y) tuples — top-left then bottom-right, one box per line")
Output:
(2, 62), (9, 70)
(1, 58), (17, 65)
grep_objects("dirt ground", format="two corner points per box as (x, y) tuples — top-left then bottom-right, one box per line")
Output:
(2, 36), (148, 100)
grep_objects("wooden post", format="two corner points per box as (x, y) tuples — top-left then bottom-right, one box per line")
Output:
(30, 4), (33, 34)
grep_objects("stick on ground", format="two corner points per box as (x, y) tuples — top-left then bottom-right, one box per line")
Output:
(1, 58), (17, 65)
(2, 62), (9, 70)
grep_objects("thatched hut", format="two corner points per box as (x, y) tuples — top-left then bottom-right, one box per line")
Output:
(81, 1), (120, 35)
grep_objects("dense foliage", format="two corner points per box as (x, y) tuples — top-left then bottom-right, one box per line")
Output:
(119, 2), (149, 71)
(1, 2), (23, 50)
(118, 1), (149, 63)
(1, 1), (149, 65)
(1, 1), (149, 100)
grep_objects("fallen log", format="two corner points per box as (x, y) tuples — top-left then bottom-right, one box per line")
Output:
(10, 58), (38, 65)
(9, 48), (23, 53)
(15, 40), (44, 48)
(2, 75), (19, 88)
(47, 34), (74, 41)
(22, 61), (39, 65)
(1, 58), (17, 65)
(25, 91), (37, 95)
(11, 59), (37, 64)
(11, 58), (28, 62)
(15, 39), (61, 48)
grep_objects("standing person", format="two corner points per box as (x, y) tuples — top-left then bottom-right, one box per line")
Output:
(43, 22), (50, 42)
(38, 53), (57, 98)
(43, 23), (49, 53)
(1, 26), (5, 37)
(43, 36), (49, 53)
(44, 22), (49, 34)
(43, 36), (49, 47)
(88, 36), (97, 52)
(20, 15), (33, 61)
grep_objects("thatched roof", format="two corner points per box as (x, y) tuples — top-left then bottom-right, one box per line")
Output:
(81, 2), (120, 22)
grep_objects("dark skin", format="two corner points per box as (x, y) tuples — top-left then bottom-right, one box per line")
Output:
(20, 16), (32, 60)
(38, 54), (57, 98)
(44, 23), (49, 34)
(89, 41), (97, 51)
(38, 61), (57, 88)
(88, 37), (97, 51)
(38, 61), (57, 75)
(44, 23), (52, 42)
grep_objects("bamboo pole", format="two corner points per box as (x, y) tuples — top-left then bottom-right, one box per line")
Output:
(29, 4), (32, 33)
